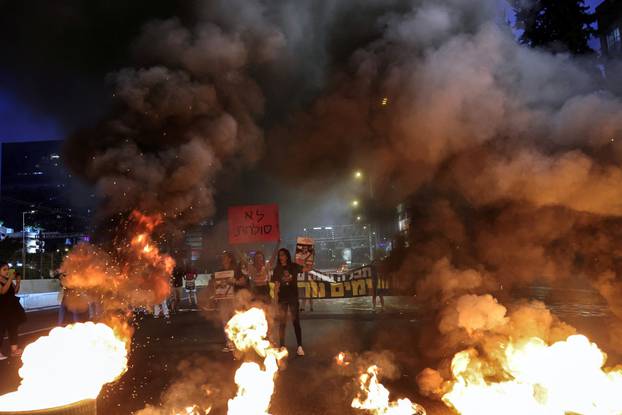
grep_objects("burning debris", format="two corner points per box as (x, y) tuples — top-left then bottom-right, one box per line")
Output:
(0, 211), (175, 413)
(417, 289), (622, 415)
(59, 211), (175, 316)
(352, 365), (426, 415)
(225, 307), (288, 415)
(336, 351), (352, 367)
(175, 405), (211, 415)
(335, 352), (426, 415)
(442, 334), (622, 415)
(0, 322), (128, 412)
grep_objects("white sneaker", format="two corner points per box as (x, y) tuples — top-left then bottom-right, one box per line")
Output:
(296, 346), (305, 356)
(0, 353), (7, 361)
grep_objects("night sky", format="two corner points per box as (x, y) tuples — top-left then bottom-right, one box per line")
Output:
(0, 0), (607, 143)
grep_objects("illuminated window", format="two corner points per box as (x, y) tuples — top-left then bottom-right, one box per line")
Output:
(607, 27), (621, 52)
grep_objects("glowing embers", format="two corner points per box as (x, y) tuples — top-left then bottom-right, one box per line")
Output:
(0, 322), (128, 412)
(336, 351), (352, 367)
(443, 335), (622, 415)
(352, 364), (426, 415)
(225, 308), (287, 415)
(175, 405), (211, 415)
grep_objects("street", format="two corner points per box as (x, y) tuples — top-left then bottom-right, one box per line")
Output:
(0, 290), (618, 415)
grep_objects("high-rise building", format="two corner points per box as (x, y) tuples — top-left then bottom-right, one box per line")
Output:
(0, 140), (95, 232)
(597, 0), (622, 57)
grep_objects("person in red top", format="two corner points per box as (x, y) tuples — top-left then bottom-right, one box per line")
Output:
(184, 267), (198, 308)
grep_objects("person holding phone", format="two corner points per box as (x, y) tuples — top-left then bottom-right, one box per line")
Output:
(0, 263), (26, 359)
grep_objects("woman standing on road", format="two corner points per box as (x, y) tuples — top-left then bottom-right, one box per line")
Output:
(272, 248), (311, 356)
(0, 263), (26, 359)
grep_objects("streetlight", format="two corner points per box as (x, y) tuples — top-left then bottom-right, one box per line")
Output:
(22, 210), (36, 279)
(352, 200), (359, 208)
(356, 215), (362, 221)
(353, 169), (374, 199)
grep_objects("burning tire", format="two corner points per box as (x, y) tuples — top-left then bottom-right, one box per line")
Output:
(0, 399), (96, 415)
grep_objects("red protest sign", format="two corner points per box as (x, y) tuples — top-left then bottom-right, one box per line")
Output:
(228, 204), (280, 245)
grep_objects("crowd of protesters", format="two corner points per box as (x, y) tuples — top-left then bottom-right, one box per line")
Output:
(210, 242), (311, 356)
(1, 240), (387, 360)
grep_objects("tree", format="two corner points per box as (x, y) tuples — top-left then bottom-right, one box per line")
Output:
(513, 0), (596, 54)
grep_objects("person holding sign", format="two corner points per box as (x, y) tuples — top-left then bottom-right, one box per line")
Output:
(237, 241), (280, 303)
(272, 248), (312, 356)
(295, 237), (315, 312)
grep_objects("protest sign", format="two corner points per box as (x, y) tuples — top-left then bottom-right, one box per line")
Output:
(214, 270), (234, 300)
(295, 236), (315, 268)
(228, 204), (280, 244)
(295, 265), (390, 299)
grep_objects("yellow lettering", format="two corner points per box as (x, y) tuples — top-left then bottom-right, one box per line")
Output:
(351, 279), (367, 296)
(331, 282), (345, 297)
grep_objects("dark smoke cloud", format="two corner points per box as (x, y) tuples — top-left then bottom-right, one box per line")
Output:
(267, 0), (622, 316)
(61, 0), (421, 229)
(243, 0), (622, 400)
(64, 13), (269, 226)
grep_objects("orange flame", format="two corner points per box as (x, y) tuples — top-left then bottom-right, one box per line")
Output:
(175, 405), (211, 415)
(442, 334), (622, 415)
(225, 308), (287, 415)
(353, 365), (426, 415)
(0, 322), (128, 411)
(336, 351), (351, 367)
(60, 210), (175, 309)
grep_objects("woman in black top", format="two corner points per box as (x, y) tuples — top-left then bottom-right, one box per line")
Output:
(0, 262), (26, 359)
(272, 248), (311, 356)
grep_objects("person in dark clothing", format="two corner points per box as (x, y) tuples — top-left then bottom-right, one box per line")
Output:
(371, 263), (385, 310)
(0, 263), (26, 359)
(171, 267), (185, 313)
(272, 248), (312, 356)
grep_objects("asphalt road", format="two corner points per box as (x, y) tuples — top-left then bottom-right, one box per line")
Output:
(0, 291), (618, 415)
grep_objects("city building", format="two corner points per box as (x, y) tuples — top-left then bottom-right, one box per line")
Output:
(597, 0), (622, 57)
(0, 140), (96, 233)
(0, 223), (13, 240)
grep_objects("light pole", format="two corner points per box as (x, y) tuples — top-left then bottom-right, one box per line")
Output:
(353, 170), (374, 199)
(22, 210), (36, 279)
(354, 170), (376, 261)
